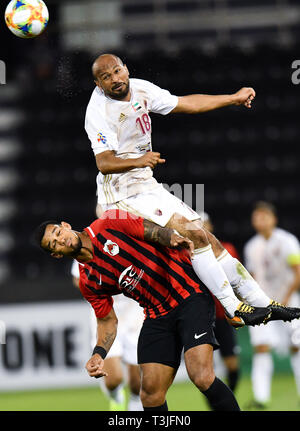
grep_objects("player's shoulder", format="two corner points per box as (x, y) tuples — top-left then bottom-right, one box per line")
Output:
(274, 227), (299, 245)
(130, 77), (161, 93)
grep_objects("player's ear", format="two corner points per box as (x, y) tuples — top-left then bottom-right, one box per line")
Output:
(61, 221), (72, 229)
(124, 64), (129, 76)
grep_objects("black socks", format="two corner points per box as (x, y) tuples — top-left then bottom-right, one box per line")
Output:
(143, 401), (168, 411)
(202, 377), (240, 411)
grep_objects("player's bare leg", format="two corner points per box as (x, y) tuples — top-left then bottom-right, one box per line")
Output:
(184, 344), (240, 410)
(139, 363), (176, 410)
(127, 364), (143, 411)
(166, 213), (271, 326)
(101, 357), (126, 411)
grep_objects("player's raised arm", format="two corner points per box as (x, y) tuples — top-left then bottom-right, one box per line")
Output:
(96, 150), (165, 175)
(85, 308), (118, 378)
(171, 87), (256, 114)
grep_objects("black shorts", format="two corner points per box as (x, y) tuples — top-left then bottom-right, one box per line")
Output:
(214, 318), (239, 358)
(138, 292), (219, 369)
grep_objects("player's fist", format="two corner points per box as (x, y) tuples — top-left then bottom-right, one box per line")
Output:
(233, 87), (256, 108)
(85, 354), (107, 378)
(170, 232), (194, 257)
(135, 151), (166, 169)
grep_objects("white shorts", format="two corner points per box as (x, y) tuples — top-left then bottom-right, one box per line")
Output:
(90, 295), (144, 365)
(249, 294), (300, 353)
(101, 184), (200, 227)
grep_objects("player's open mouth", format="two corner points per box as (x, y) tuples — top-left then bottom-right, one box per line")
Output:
(113, 83), (124, 91)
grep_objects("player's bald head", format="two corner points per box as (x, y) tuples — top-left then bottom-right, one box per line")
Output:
(92, 54), (124, 79)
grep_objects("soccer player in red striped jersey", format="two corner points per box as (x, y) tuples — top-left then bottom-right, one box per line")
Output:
(35, 209), (243, 411)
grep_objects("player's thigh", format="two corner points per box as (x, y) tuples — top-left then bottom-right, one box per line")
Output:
(103, 356), (124, 388)
(114, 185), (200, 227)
(184, 344), (215, 391)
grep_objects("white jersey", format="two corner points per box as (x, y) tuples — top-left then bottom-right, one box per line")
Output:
(244, 228), (300, 303)
(85, 78), (178, 204)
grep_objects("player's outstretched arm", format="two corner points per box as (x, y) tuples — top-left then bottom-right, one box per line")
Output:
(171, 87), (255, 114)
(143, 219), (194, 255)
(96, 150), (165, 175)
(85, 308), (118, 378)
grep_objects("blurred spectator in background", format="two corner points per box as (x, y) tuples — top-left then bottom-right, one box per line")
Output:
(244, 201), (300, 409)
(71, 260), (144, 411)
(200, 212), (241, 393)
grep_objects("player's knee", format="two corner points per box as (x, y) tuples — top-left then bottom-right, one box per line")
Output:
(191, 368), (215, 392)
(140, 379), (165, 406)
(105, 374), (123, 391)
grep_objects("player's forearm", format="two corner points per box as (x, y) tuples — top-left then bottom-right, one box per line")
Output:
(95, 315), (118, 354)
(96, 151), (138, 175)
(143, 219), (174, 247)
(173, 94), (236, 114)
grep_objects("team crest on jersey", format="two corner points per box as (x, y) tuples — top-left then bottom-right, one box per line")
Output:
(97, 132), (107, 144)
(103, 240), (119, 256)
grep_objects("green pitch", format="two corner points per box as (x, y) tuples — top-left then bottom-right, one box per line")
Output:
(0, 374), (299, 411)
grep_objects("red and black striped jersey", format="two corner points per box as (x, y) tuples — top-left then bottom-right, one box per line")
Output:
(78, 209), (203, 320)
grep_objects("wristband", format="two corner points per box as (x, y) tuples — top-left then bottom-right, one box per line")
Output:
(92, 345), (107, 359)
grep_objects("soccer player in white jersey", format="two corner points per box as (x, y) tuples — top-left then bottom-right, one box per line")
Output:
(244, 201), (300, 409)
(84, 53), (300, 327)
(71, 259), (144, 411)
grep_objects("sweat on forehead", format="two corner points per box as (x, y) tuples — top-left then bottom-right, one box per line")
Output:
(92, 54), (124, 78)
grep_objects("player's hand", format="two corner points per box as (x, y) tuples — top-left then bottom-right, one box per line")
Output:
(232, 87), (256, 108)
(170, 232), (194, 257)
(85, 354), (108, 379)
(135, 152), (165, 169)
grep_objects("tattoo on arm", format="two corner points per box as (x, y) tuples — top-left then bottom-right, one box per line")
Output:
(101, 330), (116, 351)
(143, 219), (173, 247)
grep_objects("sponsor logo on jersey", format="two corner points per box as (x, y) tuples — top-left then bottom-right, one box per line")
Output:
(155, 208), (163, 216)
(119, 113), (127, 123)
(118, 265), (144, 292)
(97, 132), (107, 144)
(136, 142), (151, 152)
(103, 240), (119, 256)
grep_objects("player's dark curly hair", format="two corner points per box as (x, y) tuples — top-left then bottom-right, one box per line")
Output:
(34, 220), (60, 252)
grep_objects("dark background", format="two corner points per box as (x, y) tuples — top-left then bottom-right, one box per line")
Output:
(0, 0), (299, 304)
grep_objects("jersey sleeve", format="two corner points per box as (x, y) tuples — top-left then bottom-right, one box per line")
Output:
(283, 235), (300, 266)
(79, 278), (114, 318)
(101, 209), (145, 240)
(141, 80), (178, 115)
(85, 103), (119, 156)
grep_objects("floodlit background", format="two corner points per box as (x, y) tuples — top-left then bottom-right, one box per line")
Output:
(0, 0), (300, 410)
